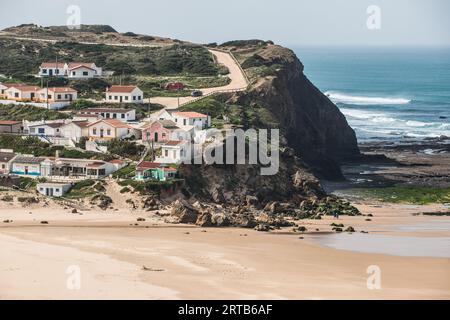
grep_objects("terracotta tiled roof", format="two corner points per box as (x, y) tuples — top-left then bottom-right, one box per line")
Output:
(86, 161), (106, 168)
(173, 111), (208, 118)
(164, 140), (183, 146)
(136, 162), (163, 170)
(107, 85), (138, 93)
(9, 85), (40, 92)
(67, 121), (90, 128)
(87, 119), (132, 129)
(0, 120), (21, 125)
(46, 87), (77, 93)
(109, 159), (125, 164)
(68, 62), (95, 70)
(40, 62), (66, 68)
(81, 108), (132, 113)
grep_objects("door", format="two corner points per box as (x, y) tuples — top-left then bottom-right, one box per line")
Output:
(154, 132), (158, 142)
(46, 188), (53, 196)
(30, 93), (35, 100)
(25, 166), (29, 174)
(120, 96), (123, 103)
(100, 129), (104, 138)
(49, 69), (53, 76)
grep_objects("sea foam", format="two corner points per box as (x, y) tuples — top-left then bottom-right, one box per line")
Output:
(325, 91), (411, 105)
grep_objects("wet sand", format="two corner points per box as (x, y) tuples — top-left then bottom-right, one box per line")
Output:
(1, 203), (449, 300)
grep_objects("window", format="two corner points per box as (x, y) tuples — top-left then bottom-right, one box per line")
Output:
(55, 69), (59, 74)
(107, 129), (111, 135)
(57, 94), (61, 99)
(93, 128), (97, 135)
(55, 188), (60, 192)
(38, 128), (45, 134)
(183, 119), (186, 125)
(137, 96), (141, 100)
(114, 96), (118, 100)
(165, 150), (168, 157)
(162, 133), (166, 138)
(72, 71), (76, 76)
(83, 71), (88, 76)
(121, 114), (125, 119)
(40, 187), (44, 191)
(125, 96), (129, 100)
(30, 128), (35, 133)
(42, 69), (47, 74)
(133, 96), (136, 101)
(14, 92), (19, 98)
(48, 95), (52, 99)
(1, 164), (5, 169)
(109, 95), (112, 100)
(113, 113), (117, 119)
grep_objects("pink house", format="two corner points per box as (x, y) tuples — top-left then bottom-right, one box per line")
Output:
(141, 120), (179, 143)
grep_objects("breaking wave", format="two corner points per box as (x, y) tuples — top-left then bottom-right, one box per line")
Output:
(325, 91), (411, 105)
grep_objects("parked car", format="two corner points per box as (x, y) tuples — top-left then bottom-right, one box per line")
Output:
(191, 90), (203, 97)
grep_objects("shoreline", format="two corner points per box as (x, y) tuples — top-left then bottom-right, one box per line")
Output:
(1, 202), (449, 300)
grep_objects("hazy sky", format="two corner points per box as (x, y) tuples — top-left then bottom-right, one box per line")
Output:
(1, 0), (449, 47)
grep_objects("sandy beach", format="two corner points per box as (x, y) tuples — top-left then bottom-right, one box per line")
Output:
(1, 199), (449, 300)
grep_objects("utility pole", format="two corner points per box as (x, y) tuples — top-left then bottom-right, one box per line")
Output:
(46, 79), (49, 110)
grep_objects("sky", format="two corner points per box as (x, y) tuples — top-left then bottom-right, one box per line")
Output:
(0, 0), (449, 47)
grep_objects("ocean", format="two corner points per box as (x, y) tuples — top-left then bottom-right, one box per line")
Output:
(294, 47), (450, 143)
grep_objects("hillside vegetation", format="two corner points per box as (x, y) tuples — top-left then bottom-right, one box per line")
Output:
(0, 38), (219, 80)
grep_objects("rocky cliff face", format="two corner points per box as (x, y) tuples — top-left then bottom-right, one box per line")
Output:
(234, 45), (359, 178)
(180, 43), (359, 208)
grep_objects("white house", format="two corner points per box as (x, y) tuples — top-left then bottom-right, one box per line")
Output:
(77, 108), (136, 121)
(38, 62), (68, 77)
(156, 140), (190, 164)
(38, 62), (103, 79)
(37, 182), (72, 197)
(68, 62), (102, 78)
(0, 83), (14, 98)
(172, 111), (210, 129)
(149, 109), (210, 130)
(87, 119), (135, 141)
(10, 155), (44, 176)
(36, 87), (78, 106)
(105, 85), (143, 103)
(28, 122), (65, 136)
(5, 85), (41, 101)
(60, 121), (90, 143)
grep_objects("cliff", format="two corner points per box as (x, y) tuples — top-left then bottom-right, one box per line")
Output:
(231, 44), (359, 178)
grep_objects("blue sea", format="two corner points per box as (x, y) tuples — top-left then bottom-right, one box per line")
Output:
(294, 47), (450, 143)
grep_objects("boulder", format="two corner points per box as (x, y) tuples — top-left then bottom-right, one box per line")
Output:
(196, 211), (213, 227)
(211, 213), (231, 227)
(90, 194), (113, 210)
(170, 199), (199, 224)
(254, 224), (270, 232)
(245, 195), (259, 208)
(142, 196), (159, 210)
(233, 214), (257, 228)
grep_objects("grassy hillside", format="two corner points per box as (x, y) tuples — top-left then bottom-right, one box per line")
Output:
(0, 104), (69, 121)
(0, 38), (219, 80)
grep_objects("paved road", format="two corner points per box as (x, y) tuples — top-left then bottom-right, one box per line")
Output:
(148, 49), (248, 109)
